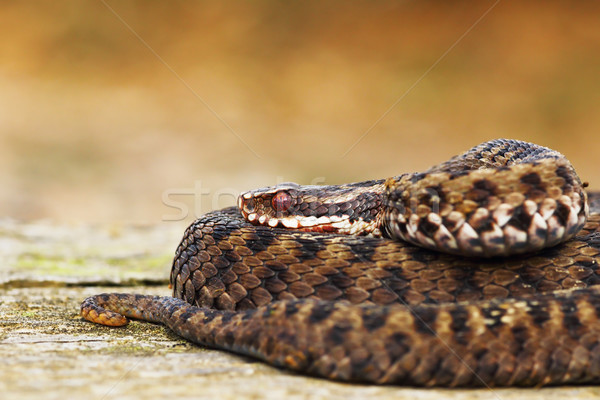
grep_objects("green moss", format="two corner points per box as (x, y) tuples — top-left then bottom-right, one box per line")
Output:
(16, 252), (87, 275)
(19, 310), (37, 318)
(105, 254), (173, 270)
(14, 252), (172, 278)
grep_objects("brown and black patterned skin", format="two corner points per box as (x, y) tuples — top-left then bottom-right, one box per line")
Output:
(82, 141), (600, 387)
(239, 139), (588, 258)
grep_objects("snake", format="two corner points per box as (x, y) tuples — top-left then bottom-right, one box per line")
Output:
(81, 139), (600, 387)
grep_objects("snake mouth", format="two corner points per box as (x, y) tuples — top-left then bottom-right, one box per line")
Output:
(240, 208), (354, 232)
(237, 180), (385, 235)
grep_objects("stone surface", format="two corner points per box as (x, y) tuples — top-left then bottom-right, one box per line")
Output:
(0, 218), (179, 287)
(2, 219), (600, 399)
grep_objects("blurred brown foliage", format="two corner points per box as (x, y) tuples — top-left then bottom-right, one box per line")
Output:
(1, 1), (598, 223)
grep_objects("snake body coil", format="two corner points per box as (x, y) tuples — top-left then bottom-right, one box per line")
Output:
(81, 139), (600, 387)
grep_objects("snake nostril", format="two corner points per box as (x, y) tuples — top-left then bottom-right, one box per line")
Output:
(272, 191), (292, 212)
(245, 198), (256, 212)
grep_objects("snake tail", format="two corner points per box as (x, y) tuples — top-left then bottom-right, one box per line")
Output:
(81, 290), (600, 387)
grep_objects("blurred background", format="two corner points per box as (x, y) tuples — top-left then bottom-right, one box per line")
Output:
(1, 1), (598, 224)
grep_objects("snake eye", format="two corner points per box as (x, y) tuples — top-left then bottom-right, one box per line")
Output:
(272, 191), (292, 212)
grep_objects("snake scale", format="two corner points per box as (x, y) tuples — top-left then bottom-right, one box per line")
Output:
(81, 139), (600, 387)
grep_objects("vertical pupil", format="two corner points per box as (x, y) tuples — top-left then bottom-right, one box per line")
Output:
(272, 192), (291, 211)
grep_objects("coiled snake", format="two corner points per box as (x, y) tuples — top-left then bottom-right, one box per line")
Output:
(81, 139), (600, 387)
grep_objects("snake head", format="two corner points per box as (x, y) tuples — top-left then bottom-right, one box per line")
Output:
(238, 180), (385, 235)
(238, 182), (302, 228)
